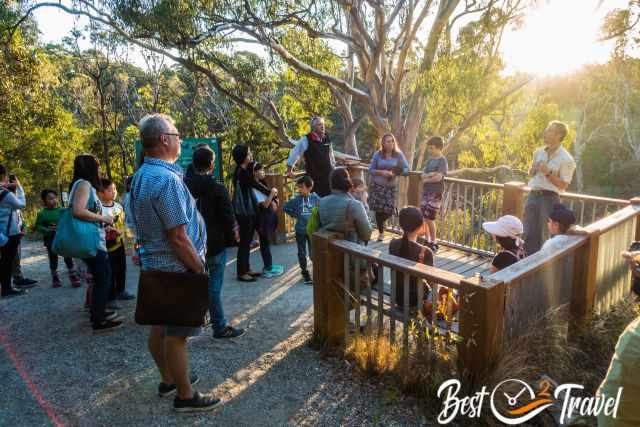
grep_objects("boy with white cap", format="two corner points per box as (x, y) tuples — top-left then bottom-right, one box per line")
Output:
(482, 215), (525, 273)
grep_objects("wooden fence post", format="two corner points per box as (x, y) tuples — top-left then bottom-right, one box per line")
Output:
(312, 231), (347, 347)
(407, 172), (422, 207)
(265, 173), (288, 244)
(458, 276), (505, 382)
(632, 197), (640, 241)
(502, 181), (526, 218)
(569, 230), (599, 336)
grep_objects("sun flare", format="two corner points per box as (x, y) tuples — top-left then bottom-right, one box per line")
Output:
(501, 0), (625, 76)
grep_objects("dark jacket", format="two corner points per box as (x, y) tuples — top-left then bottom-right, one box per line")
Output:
(185, 173), (237, 257)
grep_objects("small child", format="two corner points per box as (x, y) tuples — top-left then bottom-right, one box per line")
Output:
(283, 175), (321, 285)
(482, 215), (525, 273)
(35, 189), (81, 288)
(389, 206), (458, 320)
(251, 163), (284, 278)
(349, 177), (369, 212)
(98, 179), (134, 304)
(420, 136), (448, 253)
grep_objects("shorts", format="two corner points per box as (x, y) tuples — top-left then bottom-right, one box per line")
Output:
(420, 191), (442, 221)
(164, 325), (202, 337)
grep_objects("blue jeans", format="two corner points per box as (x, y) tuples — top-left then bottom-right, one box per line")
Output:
(206, 250), (227, 333)
(295, 233), (311, 273)
(84, 250), (112, 326)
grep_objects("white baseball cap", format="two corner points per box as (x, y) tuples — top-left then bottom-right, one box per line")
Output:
(482, 215), (524, 239)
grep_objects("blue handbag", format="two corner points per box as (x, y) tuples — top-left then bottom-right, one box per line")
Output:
(52, 181), (102, 259)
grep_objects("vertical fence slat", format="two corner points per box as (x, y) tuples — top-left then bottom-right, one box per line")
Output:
(403, 275), (410, 357)
(377, 265), (384, 337)
(477, 187), (484, 251)
(366, 261), (372, 333)
(390, 268), (397, 344)
(462, 185), (469, 247)
(470, 185), (476, 249)
(354, 262), (361, 340)
(344, 254), (350, 341)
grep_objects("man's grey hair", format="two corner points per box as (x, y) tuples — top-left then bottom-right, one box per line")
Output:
(139, 113), (174, 149)
(310, 116), (324, 128)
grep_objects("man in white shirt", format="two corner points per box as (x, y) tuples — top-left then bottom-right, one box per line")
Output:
(523, 121), (576, 255)
(286, 117), (336, 197)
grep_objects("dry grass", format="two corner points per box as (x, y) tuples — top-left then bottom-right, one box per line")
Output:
(343, 300), (640, 426)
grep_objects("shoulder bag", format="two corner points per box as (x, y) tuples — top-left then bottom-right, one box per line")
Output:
(131, 174), (209, 327)
(52, 181), (102, 259)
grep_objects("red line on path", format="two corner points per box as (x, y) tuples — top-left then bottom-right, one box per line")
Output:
(0, 330), (67, 427)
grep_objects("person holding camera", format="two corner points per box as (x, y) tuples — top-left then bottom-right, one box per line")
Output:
(0, 165), (28, 297)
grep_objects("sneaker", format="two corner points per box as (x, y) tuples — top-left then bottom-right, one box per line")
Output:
(107, 301), (122, 310)
(301, 271), (313, 285)
(14, 278), (37, 289)
(247, 271), (262, 277)
(105, 311), (124, 322)
(158, 375), (200, 397)
(237, 274), (257, 282)
(263, 265), (284, 278)
(92, 319), (123, 334)
(1, 288), (27, 298)
(213, 326), (245, 339)
(15, 278), (38, 287)
(52, 274), (62, 288)
(173, 391), (220, 413)
(116, 291), (136, 300)
(377, 232), (384, 242)
(70, 274), (82, 288)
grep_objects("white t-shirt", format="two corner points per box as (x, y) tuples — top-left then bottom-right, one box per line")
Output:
(102, 201), (124, 221)
(540, 234), (573, 253)
(527, 146), (576, 194)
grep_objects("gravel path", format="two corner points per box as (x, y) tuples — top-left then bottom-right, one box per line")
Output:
(0, 239), (422, 426)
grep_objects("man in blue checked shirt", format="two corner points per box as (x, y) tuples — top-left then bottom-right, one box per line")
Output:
(131, 114), (219, 413)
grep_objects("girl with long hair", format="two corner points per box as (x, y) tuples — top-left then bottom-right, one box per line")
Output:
(70, 154), (122, 333)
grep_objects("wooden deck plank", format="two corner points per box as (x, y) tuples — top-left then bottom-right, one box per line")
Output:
(364, 237), (493, 278)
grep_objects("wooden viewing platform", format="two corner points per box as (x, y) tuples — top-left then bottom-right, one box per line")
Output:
(264, 166), (640, 380)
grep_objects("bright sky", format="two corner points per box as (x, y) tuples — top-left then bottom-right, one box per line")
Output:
(501, 0), (627, 76)
(33, 0), (629, 76)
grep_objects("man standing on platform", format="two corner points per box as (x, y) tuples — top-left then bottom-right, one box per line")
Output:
(523, 121), (576, 255)
(286, 116), (336, 197)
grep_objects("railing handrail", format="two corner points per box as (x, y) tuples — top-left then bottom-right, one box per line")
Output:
(329, 239), (464, 289)
(489, 234), (589, 284)
(583, 203), (640, 235)
(271, 163), (629, 208)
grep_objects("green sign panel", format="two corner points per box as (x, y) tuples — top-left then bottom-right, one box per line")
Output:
(135, 137), (223, 182)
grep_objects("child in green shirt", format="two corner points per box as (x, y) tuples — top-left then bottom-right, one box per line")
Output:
(35, 189), (81, 288)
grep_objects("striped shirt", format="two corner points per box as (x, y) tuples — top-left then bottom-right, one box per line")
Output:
(130, 157), (206, 272)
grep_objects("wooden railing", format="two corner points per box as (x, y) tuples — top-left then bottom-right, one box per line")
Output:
(302, 162), (640, 379)
(268, 166), (630, 256)
(312, 231), (464, 356)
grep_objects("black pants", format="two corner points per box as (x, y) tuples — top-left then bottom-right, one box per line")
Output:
(237, 215), (256, 277)
(84, 250), (112, 326)
(295, 232), (311, 273)
(44, 235), (74, 272)
(108, 245), (127, 300)
(0, 235), (20, 295)
(312, 174), (332, 198)
(375, 211), (392, 235)
(46, 245), (74, 272)
(258, 230), (273, 271)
